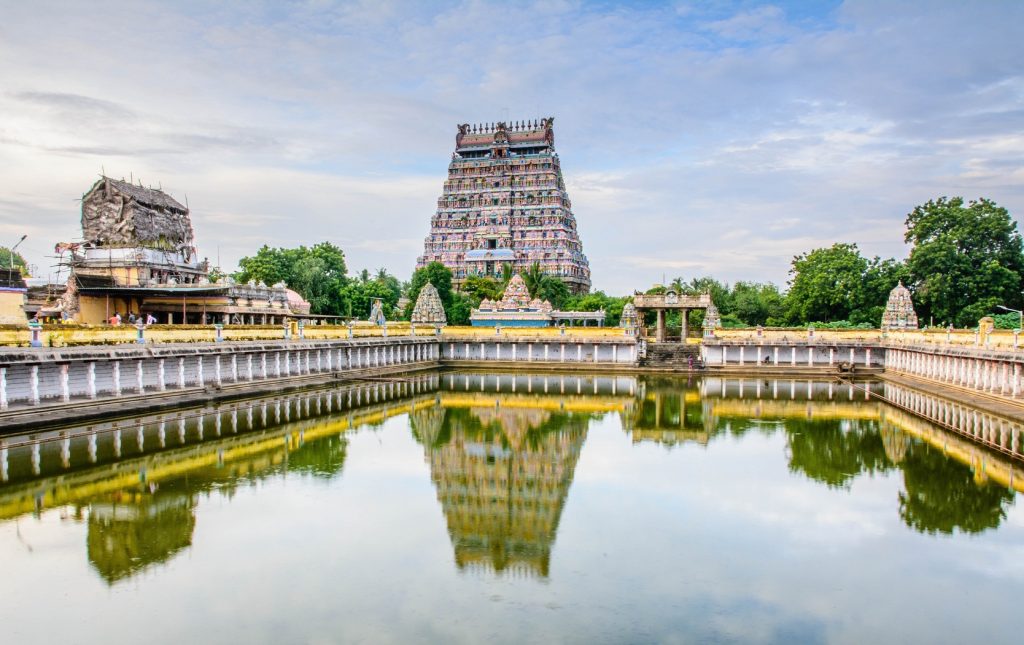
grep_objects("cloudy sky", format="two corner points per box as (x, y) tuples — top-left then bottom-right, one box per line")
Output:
(1, 0), (1021, 293)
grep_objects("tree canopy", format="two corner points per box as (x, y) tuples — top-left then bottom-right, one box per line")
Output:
(783, 243), (906, 325)
(235, 242), (348, 315)
(0, 247), (29, 275)
(905, 197), (1024, 327)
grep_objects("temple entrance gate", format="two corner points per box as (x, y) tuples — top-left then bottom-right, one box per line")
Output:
(632, 291), (713, 342)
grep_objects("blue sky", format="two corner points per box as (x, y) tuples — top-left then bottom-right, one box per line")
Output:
(1, 0), (1021, 293)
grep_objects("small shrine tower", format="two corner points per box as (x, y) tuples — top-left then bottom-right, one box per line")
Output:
(881, 281), (919, 330)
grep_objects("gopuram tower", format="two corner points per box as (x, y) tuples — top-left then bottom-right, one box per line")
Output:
(417, 118), (591, 294)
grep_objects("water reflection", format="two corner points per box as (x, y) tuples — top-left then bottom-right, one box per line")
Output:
(413, 400), (590, 577)
(0, 371), (1020, 590)
(87, 492), (196, 584)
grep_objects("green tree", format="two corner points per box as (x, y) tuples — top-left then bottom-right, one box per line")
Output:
(731, 282), (785, 326)
(500, 263), (515, 287)
(519, 262), (571, 309)
(785, 243), (872, 324)
(448, 292), (475, 325)
(460, 275), (501, 303)
(521, 262), (546, 297)
(234, 242), (348, 315)
(563, 291), (631, 326)
(905, 197), (1024, 327)
(0, 247), (29, 275)
(339, 270), (401, 320)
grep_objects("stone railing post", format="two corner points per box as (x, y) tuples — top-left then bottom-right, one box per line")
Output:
(214, 324), (224, 343)
(28, 320), (43, 348)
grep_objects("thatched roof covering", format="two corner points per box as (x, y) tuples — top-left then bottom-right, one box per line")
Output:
(81, 177), (195, 250)
(98, 177), (187, 213)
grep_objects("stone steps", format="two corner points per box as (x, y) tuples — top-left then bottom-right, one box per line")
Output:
(641, 343), (702, 368)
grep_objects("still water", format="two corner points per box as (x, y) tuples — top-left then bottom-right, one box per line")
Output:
(1, 372), (1022, 644)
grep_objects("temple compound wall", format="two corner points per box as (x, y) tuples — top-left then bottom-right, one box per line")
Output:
(417, 118), (591, 294)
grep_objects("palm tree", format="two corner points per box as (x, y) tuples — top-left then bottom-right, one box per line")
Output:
(501, 263), (515, 287)
(521, 262), (545, 298)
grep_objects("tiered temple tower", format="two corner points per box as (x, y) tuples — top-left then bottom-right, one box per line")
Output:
(417, 118), (591, 294)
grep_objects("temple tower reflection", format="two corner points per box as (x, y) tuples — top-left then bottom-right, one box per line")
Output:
(415, 395), (590, 578)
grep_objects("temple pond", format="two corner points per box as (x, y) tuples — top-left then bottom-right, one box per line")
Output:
(1, 372), (1022, 644)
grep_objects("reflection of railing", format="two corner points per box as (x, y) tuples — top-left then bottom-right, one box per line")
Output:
(700, 376), (1024, 489)
(0, 374), (442, 519)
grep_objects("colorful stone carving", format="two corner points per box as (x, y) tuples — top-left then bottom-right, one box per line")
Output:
(411, 282), (447, 325)
(703, 302), (721, 335)
(880, 281), (919, 330)
(417, 118), (591, 294)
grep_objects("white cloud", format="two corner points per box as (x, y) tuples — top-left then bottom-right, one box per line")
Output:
(0, 0), (1021, 291)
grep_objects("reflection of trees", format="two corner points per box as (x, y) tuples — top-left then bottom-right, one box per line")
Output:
(416, 403), (590, 577)
(84, 430), (348, 585)
(284, 436), (348, 479)
(899, 443), (1015, 535)
(785, 419), (893, 489)
(87, 494), (196, 584)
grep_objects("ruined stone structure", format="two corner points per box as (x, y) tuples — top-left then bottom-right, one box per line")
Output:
(417, 118), (591, 294)
(881, 281), (919, 330)
(82, 177), (197, 256)
(411, 283), (447, 325)
(48, 177), (311, 324)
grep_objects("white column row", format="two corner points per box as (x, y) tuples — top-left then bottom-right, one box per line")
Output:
(888, 348), (1022, 398)
(0, 341), (441, 407)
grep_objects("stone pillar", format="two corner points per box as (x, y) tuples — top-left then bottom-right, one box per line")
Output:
(829, 348), (834, 366)
(790, 347), (796, 366)
(158, 359), (166, 391)
(112, 362), (121, 397)
(60, 364), (70, 402)
(656, 310), (666, 342)
(739, 346), (745, 366)
(179, 357), (186, 388)
(0, 367), (7, 410)
(528, 343), (534, 361)
(197, 357), (205, 387)
(866, 348), (872, 366)
(681, 309), (689, 341)
(85, 362), (95, 400)
(774, 347), (779, 366)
